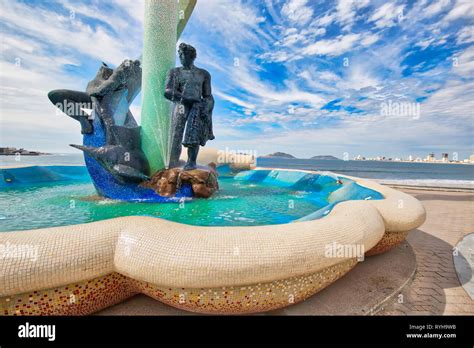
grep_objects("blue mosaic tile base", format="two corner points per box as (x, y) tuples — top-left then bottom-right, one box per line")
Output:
(82, 115), (193, 202)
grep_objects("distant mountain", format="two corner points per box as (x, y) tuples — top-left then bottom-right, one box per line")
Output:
(0, 146), (50, 156)
(263, 152), (296, 159)
(310, 155), (340, 160)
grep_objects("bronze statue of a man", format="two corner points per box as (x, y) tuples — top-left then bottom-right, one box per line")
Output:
(164, 43), (214, 170)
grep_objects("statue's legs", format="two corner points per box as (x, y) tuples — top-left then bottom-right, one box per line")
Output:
(48, 89), (93, 134)
(169, 108), (188, 168)
(184, 146), (199, 170)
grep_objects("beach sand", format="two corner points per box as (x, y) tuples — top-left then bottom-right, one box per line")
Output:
(96, 187), (474, 315)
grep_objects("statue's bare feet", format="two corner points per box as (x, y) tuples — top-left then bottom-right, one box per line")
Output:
(168, 160), (180, 169)
(183, 162), (197, 171)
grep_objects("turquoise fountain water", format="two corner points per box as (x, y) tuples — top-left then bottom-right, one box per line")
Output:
(0, 166), (383, 232)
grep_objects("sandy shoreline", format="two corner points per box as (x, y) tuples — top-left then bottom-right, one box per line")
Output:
(383, 184), (474, 193)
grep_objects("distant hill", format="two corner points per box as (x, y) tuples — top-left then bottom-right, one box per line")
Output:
(263, 152), (296, 159)
(310, 155), (340, 160)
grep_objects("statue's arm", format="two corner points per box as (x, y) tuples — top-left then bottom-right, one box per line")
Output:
(164, 69), (184, 102)
(202, 71), (212, 99)
(202, 71), (214, 110)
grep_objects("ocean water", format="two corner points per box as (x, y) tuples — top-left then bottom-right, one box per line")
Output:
(258, 158), (474, 189)
(1, 154), (473, 188)
(0, 153), (85, 166)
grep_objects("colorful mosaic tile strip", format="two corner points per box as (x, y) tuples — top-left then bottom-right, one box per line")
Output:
(0, 259), (357, 315)
(365, 231), (409, 256)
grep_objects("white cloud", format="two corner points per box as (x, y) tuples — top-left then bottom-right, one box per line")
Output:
(297, 69), (340, 93)
(302, 34), (360, 56)
(0, 59), (84, 152)
(0, 1), (137, 65)
(369, 2), (405, 29)
(453, 45), (474, 76)
(129, 104), (142, 123)
(221, 75), (474, 157)
(335, 0), (370, 30)
(457, 25), (474, 44)
(340, 64), (380, 91)
(59, 0), (130, 31)
(424, 0), (452, 17)
(214, 90), (256, 110)
(416, 38), (436, 49)
(191, 0), (266, 52)
(1, 34), (42, 54)
(113, 0), (144, 24)
(232, 67), (326, 108)
(443, 0), (474, 22)
(360, 33), (380, 46)
(281, 0), (314, 25)
(319, 71), (340, 81)
(315, 13), (335, 27)
(281, 32), (307, 46)
(258, 50), (295, 63)
(219, 110), (471, 159)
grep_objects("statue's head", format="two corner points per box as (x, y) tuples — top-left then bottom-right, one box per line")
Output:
(121, 59), (141, 72)
(99, 62), (114, 80)
(178, 43), (196, 67)
(124, 59), (141, 68)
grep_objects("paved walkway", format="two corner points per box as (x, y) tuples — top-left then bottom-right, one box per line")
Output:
(378, 189), (474, 315)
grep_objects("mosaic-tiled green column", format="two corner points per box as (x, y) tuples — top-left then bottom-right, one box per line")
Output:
(141, 0), (196, 173)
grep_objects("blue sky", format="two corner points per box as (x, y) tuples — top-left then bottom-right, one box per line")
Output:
(1, 0), (473, 159)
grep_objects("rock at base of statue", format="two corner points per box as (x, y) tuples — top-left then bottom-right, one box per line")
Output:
(141, 163), (219, 199)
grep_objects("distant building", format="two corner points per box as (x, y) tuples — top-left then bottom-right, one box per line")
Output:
(0, 147), (44, 156)
(408, 155), (413, 161)
(441, 153), (449, 162)
(426, 153), (435, 162)
(470, 155), (474, 163)
(0, 147), (18, 154)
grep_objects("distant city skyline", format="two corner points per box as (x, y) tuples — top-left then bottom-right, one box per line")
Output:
(3, 146), (472, 164)
(1, 0), (473, 159)
(267, 150), (474, 162)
